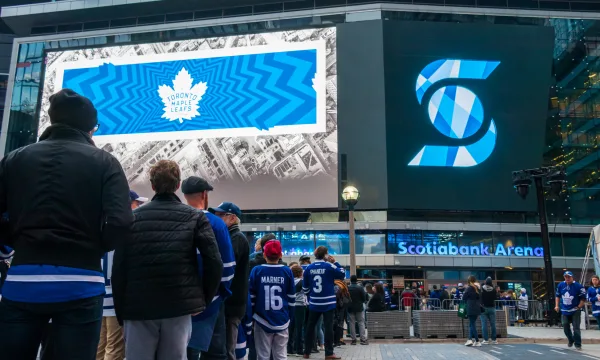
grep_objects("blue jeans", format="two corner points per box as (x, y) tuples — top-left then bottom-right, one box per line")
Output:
(315, 314), (324, 346)
(0, 296), (103, 360)
(468, 315), (479, 341)
(480, 307), (497, 341)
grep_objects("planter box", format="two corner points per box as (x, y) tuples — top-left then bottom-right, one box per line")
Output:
(366, 311), (411, 339)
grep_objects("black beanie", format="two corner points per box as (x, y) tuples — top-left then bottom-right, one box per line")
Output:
(48, 89), (98, 132)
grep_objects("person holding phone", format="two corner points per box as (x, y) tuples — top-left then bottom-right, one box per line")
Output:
(302, 246), (345, 360)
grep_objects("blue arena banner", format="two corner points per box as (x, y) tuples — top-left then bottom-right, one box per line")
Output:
(54, 42), (327, 142)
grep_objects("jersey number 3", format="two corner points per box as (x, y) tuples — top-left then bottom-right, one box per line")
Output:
(264, 285), (283, 310)
(313, 275), (323, 293)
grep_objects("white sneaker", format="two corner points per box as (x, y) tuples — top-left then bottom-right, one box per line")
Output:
(473, 342), (482, 347)
(465, 340), (474, 346)
(481, 340), (489, 345)
(491, 340), (499, 345)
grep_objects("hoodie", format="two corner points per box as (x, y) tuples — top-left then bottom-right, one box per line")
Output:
(481, 284), (498, 307)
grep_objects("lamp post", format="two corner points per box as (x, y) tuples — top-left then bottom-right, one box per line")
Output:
(512, 165), (566, 326)
(342, 186), (360, 276)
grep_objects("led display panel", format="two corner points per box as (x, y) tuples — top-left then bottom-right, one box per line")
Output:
(40, 28), (338, 210)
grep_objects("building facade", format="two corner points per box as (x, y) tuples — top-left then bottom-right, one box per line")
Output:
(1, 1), (600, 299)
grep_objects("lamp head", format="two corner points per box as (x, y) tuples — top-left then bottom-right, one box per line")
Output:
(342, 186), (360, 208)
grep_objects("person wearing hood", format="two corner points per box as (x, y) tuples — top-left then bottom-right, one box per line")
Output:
(481, 277), (499, 345)
(587, 275), (600, 328)
(518, 288), (529, 325)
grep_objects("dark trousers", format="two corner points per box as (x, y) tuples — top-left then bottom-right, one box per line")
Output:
(200, 304), (227, 360)
(294, 306), (307, 355)
(304, 309), (334, 357)
(562, 311), (582, 347)
(334, 308), (345, 344)
(0, 296), (103, 360)
(288, 313), (295, 354)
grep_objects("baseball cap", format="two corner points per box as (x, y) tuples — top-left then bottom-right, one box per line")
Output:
(181, 176), (214, 194)
(458, 283), (464, 287)
(299, 255), (311, 262)
(129, 190), (148, 203)
(564, 271), (574, 277)
(263, 240), (282, 259)
(209, 202), (242, 218)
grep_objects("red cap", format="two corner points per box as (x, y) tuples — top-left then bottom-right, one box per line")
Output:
(264, 240), (282, 258)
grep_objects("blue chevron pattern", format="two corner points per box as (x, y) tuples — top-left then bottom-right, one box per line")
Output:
(60, 49), (318, 136)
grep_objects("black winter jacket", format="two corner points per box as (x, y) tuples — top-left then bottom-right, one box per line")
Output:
(348, 282), (367, 313)
(0, 124), (132, 272)
(248, 251), (287, 271)
(367, 293), (386, 312)
(463, 285), (482, 316)
(481, 284), (498, 308)
(112, 193), (223, 322)
(225, 224), (250, 319)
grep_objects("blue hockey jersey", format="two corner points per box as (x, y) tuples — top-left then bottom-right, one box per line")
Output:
(249, 264), (295, 333)
(588, 286), (600, 315)
(193, 211), (235, 322)
(556, 281), (586, 315)
(302, 260), (345, 312)
(236, 293), (254, 360)
(101, 252), (115, 317)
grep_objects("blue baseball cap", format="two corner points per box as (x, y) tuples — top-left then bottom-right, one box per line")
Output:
(564, 271), (574, 277)
(129, 190), (148, 203)
(209, 202), (242, 218)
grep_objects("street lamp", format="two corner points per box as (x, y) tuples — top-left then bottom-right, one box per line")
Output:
(512, 165), (566, 326)
(342, 186), (360, 276)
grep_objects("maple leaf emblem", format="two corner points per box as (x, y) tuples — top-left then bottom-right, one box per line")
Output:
(158, 68), (207, 123)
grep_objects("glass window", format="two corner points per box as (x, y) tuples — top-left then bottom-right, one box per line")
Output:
(426, 270), (460, 280)
(459, 270), (494, 281)
(357, 268), (387, 280)
(315, 231), (348, 255)
(387, 231), (421, 254)
(247, 231), (279, 251)
(356, 231), (385, 254)
(563, 233), (589, 257)
(493, 232), (528, 255)
(458, 231), (493, 247)
(496, 270), (530, 281)
(423, 231), (457, 246)
(528, 233), (563, 256)
(279, 231), (314, 256)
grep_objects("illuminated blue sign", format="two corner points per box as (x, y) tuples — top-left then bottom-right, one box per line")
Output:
(396, 242), (543, 257)
(409, 59), (500, 167)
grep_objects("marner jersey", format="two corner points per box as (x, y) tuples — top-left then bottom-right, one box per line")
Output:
(302, 260), (345, 312)
(249, 264), (295, 333)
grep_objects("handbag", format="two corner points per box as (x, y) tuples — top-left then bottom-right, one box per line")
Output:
(457, 302), (468, 319)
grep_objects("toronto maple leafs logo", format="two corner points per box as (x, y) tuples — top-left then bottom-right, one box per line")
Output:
(158, 68), (207, 123)
(562, 292), (574, 306)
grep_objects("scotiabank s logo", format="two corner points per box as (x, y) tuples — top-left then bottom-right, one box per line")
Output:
(408, 59), (500, 167)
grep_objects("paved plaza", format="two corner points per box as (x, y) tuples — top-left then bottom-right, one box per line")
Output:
(294, 343), (600, 360)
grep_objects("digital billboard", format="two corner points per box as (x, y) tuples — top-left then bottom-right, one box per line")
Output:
(383, 21), (554, 211)
(40, 29), (338, 210)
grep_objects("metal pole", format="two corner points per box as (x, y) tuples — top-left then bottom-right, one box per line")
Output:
(534, 176), (556, 326)
(349, 207), (357, 276)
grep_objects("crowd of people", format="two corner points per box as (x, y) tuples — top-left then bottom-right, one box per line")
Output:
(0, 89), (599, 359)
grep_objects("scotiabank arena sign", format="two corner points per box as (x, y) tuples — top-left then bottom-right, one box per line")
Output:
(397, 242), (543, 257)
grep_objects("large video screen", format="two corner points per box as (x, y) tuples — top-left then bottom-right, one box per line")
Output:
(40, 28), (338, 210)
(383, 21), (554, 211)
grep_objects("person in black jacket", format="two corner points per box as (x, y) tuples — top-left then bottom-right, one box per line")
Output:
(481, 277), (499, 344)
(367, 283), (386, 312)
(248, 233), (287, 271)
(463, 276), (482, 347)
(0, 89), (132, 360)
(112, 160), (223, 360)
(347, 275), (368, 345)
(210, 202), (250, 360)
